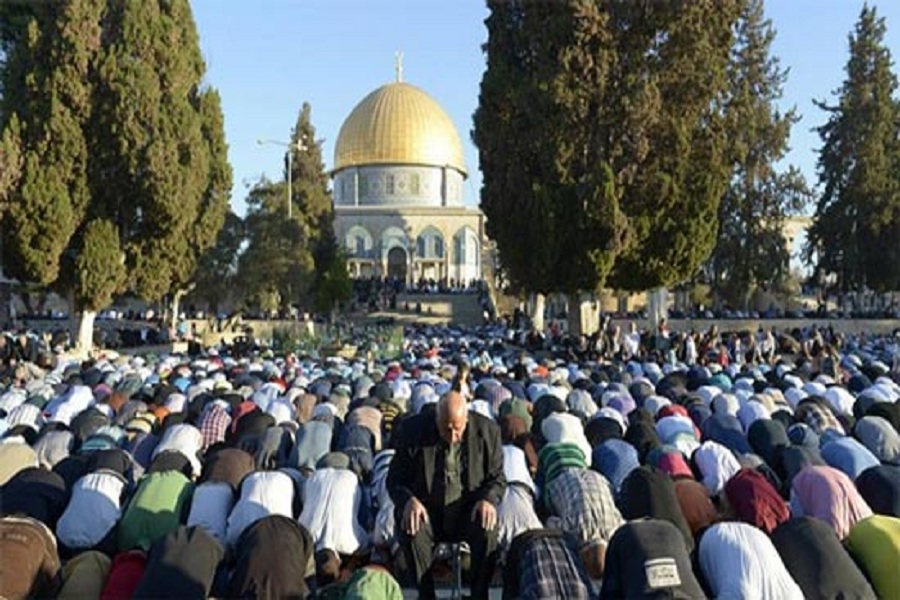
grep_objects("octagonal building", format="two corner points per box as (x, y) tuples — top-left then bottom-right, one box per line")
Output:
(331, 78), (483, 285)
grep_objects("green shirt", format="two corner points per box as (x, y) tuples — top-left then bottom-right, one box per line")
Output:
(846, 515), (900, 600)
(443, 442), (463, 506)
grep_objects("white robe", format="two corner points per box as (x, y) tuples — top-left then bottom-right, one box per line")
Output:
(226, 471), (295, 548)
(187, 481), (235, 546)
(56, 471), (126, 549)
(699, 522), (803, 600)
(298, 468), (368, 555)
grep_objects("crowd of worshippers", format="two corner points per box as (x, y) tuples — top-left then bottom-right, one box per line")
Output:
(0, 322), (898, 599)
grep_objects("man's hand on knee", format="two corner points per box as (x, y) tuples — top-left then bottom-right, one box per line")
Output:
(402, 496), (429, 536)
(471, 499), (497, 531)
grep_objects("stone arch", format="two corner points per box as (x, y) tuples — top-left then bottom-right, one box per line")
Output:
(416, 226), (445, 259)
(387, 246), (407, 281)
(381, 226), (409, 255)
(452, 226), (480, 285)
(344, 225), (373, 257)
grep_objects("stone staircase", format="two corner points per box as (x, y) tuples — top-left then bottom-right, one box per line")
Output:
(374, 293), (485, 327)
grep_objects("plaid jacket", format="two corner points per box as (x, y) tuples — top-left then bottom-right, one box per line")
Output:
(503, 529), (594, 600)
(546, 467), (624, 546)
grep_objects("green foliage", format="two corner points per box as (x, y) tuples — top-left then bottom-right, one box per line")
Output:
(1, 0), (231, 315)
(75, 219), (126, 311)
(290, 103), (338, 309)
(314, 246), (353, 314)
(475, 0), (741, 298)
(0, 116), (22, 212)
(237, 178), (314, 313)
(92, 0), (230, 301)
(474, 0), (627, 295)
(0, 0), (44, 115)
(191, 211), (245, 313)
(237, 103), (335, 314)
(606, 0), (742, 291)
(808, 5), (900, 293)
(707, 0), (811, 308)
(1, 0), (100, 288)
(290, 103), (332, 247)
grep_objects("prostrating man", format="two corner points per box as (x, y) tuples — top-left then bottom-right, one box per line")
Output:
(387, 391), (506, 599)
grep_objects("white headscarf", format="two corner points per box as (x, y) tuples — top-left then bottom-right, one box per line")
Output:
(694, 441), (741, 495)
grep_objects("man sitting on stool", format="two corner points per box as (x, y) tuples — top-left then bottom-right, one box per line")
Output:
(387, 391), (506, 599)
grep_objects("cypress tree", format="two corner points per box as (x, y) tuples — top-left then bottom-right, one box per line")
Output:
(1, 0), (231, 351)
(0, 119), (21, 211)
(93, 0), (231, 311)
(2, 0), (101, 289)
(474, 0), (627, 330)
(709, 0), (810, 309)
(475, 0), (741, 327)
(606, 0), (742, 292)
(808, 5), (900, 294)
(288, 102), (339, 311)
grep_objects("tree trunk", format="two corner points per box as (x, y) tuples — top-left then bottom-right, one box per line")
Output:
(0, 282), (12, 329)
(75, 310), (97, 358)
(648, 287), (668, 333)
(530, 292), (546, 332)
(170, 292), (182, 330)
(169, 284), (195, 330)
(566, 293), (599, 337)
(67, 289), (78, 350)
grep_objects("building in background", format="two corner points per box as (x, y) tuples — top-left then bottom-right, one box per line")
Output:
(331, 72), (483, 287)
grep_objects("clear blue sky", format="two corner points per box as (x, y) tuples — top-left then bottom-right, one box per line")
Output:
(190, 0), (900, 217)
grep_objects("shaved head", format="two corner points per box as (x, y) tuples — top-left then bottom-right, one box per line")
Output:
(437, 391), (468, 444)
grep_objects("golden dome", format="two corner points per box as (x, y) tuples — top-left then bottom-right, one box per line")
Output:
(333, 82), (467, 175)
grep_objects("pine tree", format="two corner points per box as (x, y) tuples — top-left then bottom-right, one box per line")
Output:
(708, 0), (811, 309)
(809, 5), (900, 294)
(1, 0), (231, 351)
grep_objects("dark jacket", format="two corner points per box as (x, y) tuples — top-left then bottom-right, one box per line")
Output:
(133, 526), (224, 599)
(387, 410), (506, 512)
(227, 515), (313, 599)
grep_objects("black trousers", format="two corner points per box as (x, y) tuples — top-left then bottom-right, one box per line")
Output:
(397, 504), (498, 600)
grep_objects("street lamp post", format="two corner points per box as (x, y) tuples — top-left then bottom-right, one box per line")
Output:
(257, 136), (307, 219)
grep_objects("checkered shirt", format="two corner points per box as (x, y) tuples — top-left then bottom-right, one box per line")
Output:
(546, 467), (624, 546)
(199, 404), (231, 449)
(514, 532), (593, 600)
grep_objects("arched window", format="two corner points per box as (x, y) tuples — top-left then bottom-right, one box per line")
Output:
(345, 226), (373, 257)
(417, 227), (445, 260)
